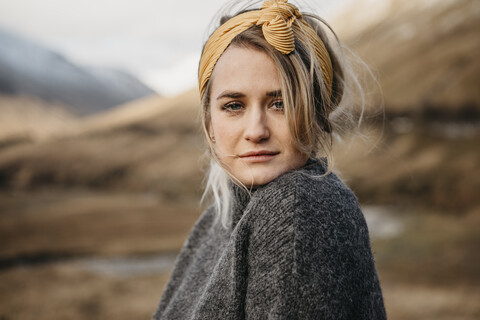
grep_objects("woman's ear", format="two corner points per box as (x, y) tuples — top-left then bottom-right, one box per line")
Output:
(207, 120), (215, 143)
(209, 130), (216, 143)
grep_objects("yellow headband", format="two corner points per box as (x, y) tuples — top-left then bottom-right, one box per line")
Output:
(198, 0), (333, 99)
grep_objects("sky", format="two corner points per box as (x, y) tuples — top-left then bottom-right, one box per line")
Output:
(0, 0), (354, 96)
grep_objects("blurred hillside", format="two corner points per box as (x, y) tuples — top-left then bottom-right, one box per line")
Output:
(0, 28), (155, 115)
(338, 0), (480, 116)
(0, 94), (77, 144)
(0, 90), (204, 201)
(0, 0), (479, 212)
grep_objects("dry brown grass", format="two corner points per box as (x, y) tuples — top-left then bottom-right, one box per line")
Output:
(0, 90), (198, 144)
(333, 122), (480, 211)
(0, 89), (205, 200)
(0, 262), (171, 320)
(338, 0), (480, 114)
(372, 208), (480, 319)
(0, 189), (196, 320)
(72, 90), (198, 136)
(0, 94), (77, 142)
(0, 191), (201, 260)
(382, 283), (480, 320)
(0, 190), (200, 319)
(0, 195), (478, 320)
(373, 207), (480, 287)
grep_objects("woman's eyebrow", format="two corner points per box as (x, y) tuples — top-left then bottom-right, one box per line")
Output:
(266, 90), (282, 97)
(216, 90), (282, 100)
(216, 91), (245, 100)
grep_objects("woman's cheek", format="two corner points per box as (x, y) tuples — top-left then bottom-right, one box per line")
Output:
(213, 119), (239, 151)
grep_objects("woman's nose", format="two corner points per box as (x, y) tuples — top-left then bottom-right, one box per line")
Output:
(243, 106), (270, 143)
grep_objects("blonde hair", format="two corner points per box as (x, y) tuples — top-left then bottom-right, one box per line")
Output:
(200, 2), (368, 227)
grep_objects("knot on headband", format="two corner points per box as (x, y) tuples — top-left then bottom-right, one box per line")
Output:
(257, 0), (301, 54)
(199, 0), (333, 100)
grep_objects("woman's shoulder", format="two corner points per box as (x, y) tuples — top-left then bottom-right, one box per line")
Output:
(240, 161), (384, 320)
(247, 159), (367, 243)
(253, 159), (360, 213)
(182, 205), (224, 248)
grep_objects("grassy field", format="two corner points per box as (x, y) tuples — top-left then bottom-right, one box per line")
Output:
(0, 191), (478, 319)
(0, 115), (478, 319)
(376, 207), (480, 320)
(0, 191), (202, 260)
(0, 191), (197, 319)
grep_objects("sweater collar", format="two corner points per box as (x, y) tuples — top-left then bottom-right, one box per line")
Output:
(228, 158), (326, 229)
(229, 181), (252, 230)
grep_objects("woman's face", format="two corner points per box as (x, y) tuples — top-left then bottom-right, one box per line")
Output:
(208, 45), (309, 187)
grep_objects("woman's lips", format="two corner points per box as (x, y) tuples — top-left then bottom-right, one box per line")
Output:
(238, 150), (280, 163)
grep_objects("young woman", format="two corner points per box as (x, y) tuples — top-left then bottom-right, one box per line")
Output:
(153, 1), (386, 319)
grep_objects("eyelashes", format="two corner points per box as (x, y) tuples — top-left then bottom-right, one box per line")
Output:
(220, 100), (284, 113)
(221, 102), (243, 112)
(272, 100), (284, 110)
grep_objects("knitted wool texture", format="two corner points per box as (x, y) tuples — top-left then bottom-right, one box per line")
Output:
(153, 160), (386, 319)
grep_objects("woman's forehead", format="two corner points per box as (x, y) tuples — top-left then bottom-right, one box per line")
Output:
(210, 46), (281, 97)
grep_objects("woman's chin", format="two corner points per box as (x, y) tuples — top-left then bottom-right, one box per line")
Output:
(229, 157), (309, 188)
(235, 171), (283, 188)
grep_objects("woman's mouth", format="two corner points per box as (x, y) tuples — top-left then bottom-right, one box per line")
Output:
(238, 150), (280, 163)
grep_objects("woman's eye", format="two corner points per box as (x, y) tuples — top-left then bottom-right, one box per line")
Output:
(222, 103), (243, 112)
(272, 100), (284, 111)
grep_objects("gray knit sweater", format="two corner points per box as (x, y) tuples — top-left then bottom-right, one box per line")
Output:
(153, 160), (386, 319)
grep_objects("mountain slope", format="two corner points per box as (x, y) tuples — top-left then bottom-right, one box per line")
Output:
(0, 94), (77, 143)
(0, 89), (204, 200)
(0, 28), (155, 115)
(335, 0), (480, 115)
(0, 0), (478, 211)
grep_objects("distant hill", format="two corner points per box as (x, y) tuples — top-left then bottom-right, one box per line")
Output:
(0, 89), (205, 201)
(0, 28), (155, 115)
(0, 94), (77, 143)
(333, 0), (480, 117)
(0, 0), (478, 211)
(0, 87), (478, 211)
